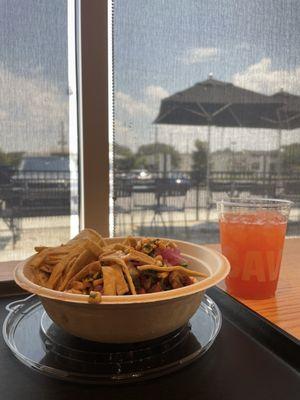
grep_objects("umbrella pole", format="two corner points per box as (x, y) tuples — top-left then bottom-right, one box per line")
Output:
(277, 128), (282, 194)
(155, 124), (159, 174)
(206, 122), (211, 220)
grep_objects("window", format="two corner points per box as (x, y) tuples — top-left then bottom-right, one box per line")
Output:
(112, 0), (300, 241)
(0, 0), (79, 261)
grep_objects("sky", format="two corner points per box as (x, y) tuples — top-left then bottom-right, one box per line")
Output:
(0, 0), (69, 153)
(0, 0), (300, 154)
(114, 0), (300, 152)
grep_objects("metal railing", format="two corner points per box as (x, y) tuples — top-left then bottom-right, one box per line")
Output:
(0, 169), (74, 217)
(1, 167), (300, 245)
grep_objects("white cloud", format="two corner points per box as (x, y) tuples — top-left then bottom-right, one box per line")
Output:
(232, 58), (300, 94)
(182, 47), (219, 65)
(145, 85), (169, 102)
(145, 85), (169, 116)
(114, 119), (131, 135)
(115, 85), (169, 119)
(0, 64), (68, 152)
(114, 86), (170, 150)
(115, 91), (151, 116)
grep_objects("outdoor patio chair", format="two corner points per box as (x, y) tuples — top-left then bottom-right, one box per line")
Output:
(135, 178), (189, 236)
(0, 183), (23, 248)
(113, 181), (133, 235)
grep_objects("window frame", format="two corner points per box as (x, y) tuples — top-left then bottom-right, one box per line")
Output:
(78, 0), (110, 237)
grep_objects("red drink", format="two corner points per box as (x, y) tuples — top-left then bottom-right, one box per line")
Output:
(217, 199), (292, 299)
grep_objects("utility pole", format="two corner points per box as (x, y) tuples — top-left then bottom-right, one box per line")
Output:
(58, 121), (67, 154)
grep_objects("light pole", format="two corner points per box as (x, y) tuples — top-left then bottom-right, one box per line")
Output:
(230, 141), (237, 196)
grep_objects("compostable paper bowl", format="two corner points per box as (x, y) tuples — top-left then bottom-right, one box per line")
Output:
(14, 237), (230, 343)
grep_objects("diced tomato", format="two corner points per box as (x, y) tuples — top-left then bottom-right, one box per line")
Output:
(168, 271), (184, 289)
(147, 282), (162, 293)
(181, 274), (194, 286)
(82, 281), (92, 289)
(93, 285), (103, 292)
(140, 274), (153, 290)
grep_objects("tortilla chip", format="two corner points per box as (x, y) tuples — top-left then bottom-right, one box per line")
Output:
(137, 265), (207, 278)
(99, 250), (126, 260)
(82, 238), (103, 257)
(111, 264), (129, 295)
(25, 249), (50, 285)
(55, 258), (77, 290)
(101, 256), (136, 295)
(58, 250), (98, 291)
(98, 243), (128, 256)
(46, 251), (78, 289)
(44, 258), (60, 266)
(36, 270), (50, 285)
(102, 266), (117, 295)
(46, 248), (70, 257)
(28, 248), (50, 269)
(122, 236), (138, 248)
(34, 246), (48, 253)
(124, 249), (155, 265)
(66, 261), (101, 290)
(40, 264), (52, 273)
(69, 228), (107, 247)
(46, 238), (100, 290)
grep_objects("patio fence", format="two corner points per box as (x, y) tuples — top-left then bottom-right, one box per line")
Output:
(0, 168), (300, 245)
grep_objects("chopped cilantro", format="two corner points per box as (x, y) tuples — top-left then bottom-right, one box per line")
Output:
(142, 243), (153, 253)
(180, 261), (188, 268)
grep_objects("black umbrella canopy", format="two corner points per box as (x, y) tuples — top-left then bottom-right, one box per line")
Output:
(154, 77), (282, 129)
(266, 91), (300, 130)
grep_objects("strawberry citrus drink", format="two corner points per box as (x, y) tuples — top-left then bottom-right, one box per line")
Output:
(217, 199), (292, 299)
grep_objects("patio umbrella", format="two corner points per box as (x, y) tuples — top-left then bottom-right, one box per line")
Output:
(154, 75), (283, 202)
(266, 90), (300, 130)
(259, 90), (300, 177)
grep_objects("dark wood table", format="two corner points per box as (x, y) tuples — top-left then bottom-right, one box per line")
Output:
(207, 238), (300, 340)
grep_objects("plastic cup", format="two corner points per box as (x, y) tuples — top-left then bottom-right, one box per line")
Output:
(217, 198), (293, 299)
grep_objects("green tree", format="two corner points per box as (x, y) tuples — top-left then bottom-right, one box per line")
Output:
(191, 140), (207, 182)
(0, 150), (24, 167)
(136, 142), (181, 170)
(114, 143), (144, 171)
(281, 143), (300, 173)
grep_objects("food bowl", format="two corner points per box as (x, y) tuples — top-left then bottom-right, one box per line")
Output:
(14, 237), (230, 343)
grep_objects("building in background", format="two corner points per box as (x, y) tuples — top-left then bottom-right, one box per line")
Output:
(210, 149), (279, 174)
(179, 153), (193, 171)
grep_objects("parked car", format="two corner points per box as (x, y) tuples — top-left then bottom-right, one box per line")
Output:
(115, 169), (153, 187)
(0, 165), (14, 186)
(14, 156), (70, 189)
(11, 156), (77, 215)
(166, 172), (191, 187)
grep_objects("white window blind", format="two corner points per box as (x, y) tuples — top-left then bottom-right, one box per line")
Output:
(0, 0), (79, 261)
(112, 0), (300, 242)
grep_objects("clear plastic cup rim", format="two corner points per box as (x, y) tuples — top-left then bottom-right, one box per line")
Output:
(216, 198), (294, 209)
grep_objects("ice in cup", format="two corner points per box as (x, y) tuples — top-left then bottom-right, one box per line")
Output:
(217, 198), (292, 299)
